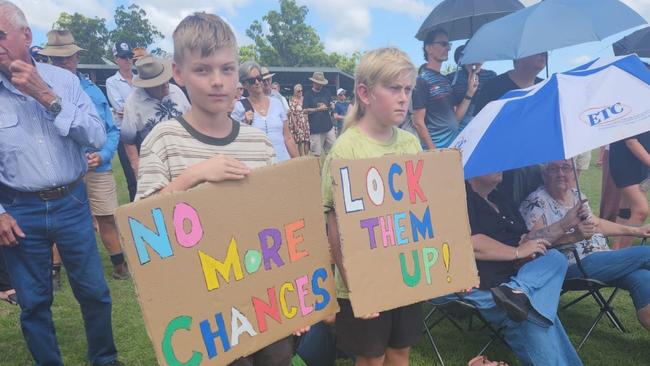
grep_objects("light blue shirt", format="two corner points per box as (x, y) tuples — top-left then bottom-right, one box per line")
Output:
(231, 97), (288, 161)
(79, 73), (119, 173)
(0, 62), (106, 214)
(105, 70), (134, 131)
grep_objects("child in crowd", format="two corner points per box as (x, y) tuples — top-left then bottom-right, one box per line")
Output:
(135, 12), (305, 365)
(321, 47), (423, 366)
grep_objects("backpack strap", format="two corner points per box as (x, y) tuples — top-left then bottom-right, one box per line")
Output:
(240, 98), (254, 113)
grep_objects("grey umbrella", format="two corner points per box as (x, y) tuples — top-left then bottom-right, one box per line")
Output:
(415, 0), (524, 41)
(614, 26), (650, 58)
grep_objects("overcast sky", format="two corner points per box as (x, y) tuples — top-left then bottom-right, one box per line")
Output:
(16, 0), (650, 75)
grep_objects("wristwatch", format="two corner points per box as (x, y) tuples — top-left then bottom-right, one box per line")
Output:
(47, 96), (62, 116)
(463, 94), (473, 101)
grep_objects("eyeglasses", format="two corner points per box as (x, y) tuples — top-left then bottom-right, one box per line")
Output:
(431, 41), (452, 48)
(242, 75), (264, 85)
(546, 165), (572, 175)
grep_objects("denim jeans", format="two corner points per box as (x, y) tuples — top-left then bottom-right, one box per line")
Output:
(566, 246), (650, 310)
(431, 250), (583, 366)
(0, 182), (117, 366)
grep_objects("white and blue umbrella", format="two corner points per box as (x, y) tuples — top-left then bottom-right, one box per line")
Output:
(461, 0), (646, 64)
(451, 54), (650, 179)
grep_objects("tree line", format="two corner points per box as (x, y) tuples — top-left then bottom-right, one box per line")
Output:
(51, 0), (359, 74)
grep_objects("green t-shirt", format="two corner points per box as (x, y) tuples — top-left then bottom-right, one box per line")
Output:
(321, 125), (422, 298)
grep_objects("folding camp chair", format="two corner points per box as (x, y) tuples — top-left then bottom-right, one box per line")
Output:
(557, 239), (648, 350)
(423, 294), (509, 366)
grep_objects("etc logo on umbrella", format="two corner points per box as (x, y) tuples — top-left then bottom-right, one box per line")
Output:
(580, 102), (631, 127)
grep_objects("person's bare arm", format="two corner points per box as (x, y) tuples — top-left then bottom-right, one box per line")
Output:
(283, 121), (299, 158)
(472, 234), (550, 261)
(625, 138), (650, 167)
(157, 155), (251, 195)
(412, 108), (435, 150)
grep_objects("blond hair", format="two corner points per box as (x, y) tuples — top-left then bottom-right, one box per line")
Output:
(173, 12), (237, 65)
(343, 47), (416, 130)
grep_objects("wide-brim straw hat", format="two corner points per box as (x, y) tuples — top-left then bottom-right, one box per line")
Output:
(309, 71), (328, 85)
(39, 29), (85, 57)
(132, 56), (173, 88)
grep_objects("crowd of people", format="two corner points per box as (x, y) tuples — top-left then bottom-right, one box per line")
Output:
(0, 1), (649, 365)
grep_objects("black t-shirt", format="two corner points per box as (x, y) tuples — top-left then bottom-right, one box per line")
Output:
(473, 72), (543, 115)
(466, 183), (529, 290)
(303, 88), (333, 134)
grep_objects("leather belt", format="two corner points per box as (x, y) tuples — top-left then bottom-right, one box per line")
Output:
(3, 176), (84, 201)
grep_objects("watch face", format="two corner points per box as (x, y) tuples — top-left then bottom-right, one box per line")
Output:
(49, 98), (62, 116)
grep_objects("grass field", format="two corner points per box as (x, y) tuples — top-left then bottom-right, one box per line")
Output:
(1, 151), (649, 365)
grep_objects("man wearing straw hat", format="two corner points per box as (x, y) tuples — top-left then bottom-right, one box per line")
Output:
(121, 55), (190, 172)
(40, 29), (129, 281)
(0, 2), (122, 365)
(303, 71), (335, 156)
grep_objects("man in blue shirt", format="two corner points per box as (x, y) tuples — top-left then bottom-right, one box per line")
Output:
(0, 3), (121, 365)
(41, 29), (129, 281)
(412, 29), (479, 149)
(333, 88), (349, 136)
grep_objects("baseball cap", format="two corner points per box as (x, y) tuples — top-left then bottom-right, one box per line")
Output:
(337, 88), (346, 96)
(112, 40), (134, 58)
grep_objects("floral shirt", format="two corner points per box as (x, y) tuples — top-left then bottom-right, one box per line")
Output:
(519, 187), (610, 264)
(121, 84), (191, 148)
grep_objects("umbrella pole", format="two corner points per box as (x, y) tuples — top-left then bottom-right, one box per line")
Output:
(571, 158), (583, 200)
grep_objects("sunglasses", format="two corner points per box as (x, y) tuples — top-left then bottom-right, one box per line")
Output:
(0, 30), (6, 41)
(432, 41), (452, 48)
(242, 75), (264, 85)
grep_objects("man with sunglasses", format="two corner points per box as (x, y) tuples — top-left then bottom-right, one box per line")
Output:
(0, 2), (122, 365)
(412, 28), (478, 150)
(106, 40), (138, 202)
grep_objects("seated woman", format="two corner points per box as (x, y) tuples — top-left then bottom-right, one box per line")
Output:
(519, 159), (650, 330)
(463, 172), (584, 366)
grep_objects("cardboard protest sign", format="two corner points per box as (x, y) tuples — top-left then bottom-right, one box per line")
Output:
(330, 150), (479, 316)
(114, 157), (338, 366)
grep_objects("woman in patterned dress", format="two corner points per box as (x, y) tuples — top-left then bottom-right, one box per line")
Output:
(288, 84), (311, 156)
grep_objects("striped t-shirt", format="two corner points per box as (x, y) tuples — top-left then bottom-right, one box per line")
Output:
(135, 116), (276, 200)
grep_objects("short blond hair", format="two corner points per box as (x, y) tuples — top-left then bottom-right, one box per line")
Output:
(343, 47), (416, 130)
(173, 12), (237, 65)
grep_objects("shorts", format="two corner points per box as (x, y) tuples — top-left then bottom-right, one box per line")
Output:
(229, 336), (294, 366)
(84, 170), (119, 216)
(574, 151), (592, 171)
(309, 129), (336, 157)
(335, 298), (423, 358)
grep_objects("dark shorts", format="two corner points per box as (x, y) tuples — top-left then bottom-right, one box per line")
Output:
(229, 336), (294, 366)
(335, 298), (423, 358)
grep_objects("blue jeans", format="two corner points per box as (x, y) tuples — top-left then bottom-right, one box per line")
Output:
(0, 182), (117, 366)
(566, 246), (650, 310)
(432, 250), (582, 366)
(296, 322), (337, 366)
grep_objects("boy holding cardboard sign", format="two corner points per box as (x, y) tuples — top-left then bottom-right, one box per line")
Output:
(135, 12), (307, 365)
(321, 48), (424, 365)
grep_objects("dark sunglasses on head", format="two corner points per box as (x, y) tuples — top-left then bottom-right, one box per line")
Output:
(432, 41), (452, 48)
(242, 75), (264, 85)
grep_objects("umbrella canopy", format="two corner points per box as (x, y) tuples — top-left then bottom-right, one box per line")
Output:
(450, 55), (650, 179)
(415, 0), (524, 41)
(461, 0), (647, 64)
(614, 26), (650, 57)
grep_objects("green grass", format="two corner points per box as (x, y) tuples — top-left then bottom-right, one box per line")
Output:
(1, 151), (648, 365)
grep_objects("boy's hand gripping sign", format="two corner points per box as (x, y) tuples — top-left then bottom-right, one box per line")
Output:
(115, 157), (338, 366)
(330, 150), (479, 316)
